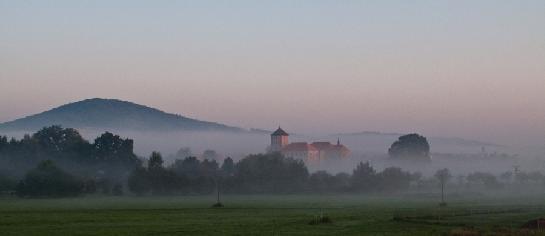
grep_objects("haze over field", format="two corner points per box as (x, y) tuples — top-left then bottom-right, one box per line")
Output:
(1, 1), (545, 148)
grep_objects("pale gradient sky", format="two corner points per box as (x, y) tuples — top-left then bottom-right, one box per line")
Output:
(1, 0), (544, 145)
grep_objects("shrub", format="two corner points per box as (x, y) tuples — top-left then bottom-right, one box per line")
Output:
(309, 215), (332, 225)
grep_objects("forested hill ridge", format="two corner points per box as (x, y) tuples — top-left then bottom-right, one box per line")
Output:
(0, 98), (243, 132)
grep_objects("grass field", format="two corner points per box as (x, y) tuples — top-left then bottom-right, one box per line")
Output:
(1, 193), (545, 235)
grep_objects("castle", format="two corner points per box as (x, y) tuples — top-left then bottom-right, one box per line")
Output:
(270, 127), (350, 162)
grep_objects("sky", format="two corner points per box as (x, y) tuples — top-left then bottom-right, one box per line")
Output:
(1, 0), (544, 146)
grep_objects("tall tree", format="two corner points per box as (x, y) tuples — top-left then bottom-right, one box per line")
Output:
(94, 132), (135, 160)
(148, 151), (164, 170)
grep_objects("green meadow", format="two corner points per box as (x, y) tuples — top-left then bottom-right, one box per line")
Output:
(1, 194), (545, 236)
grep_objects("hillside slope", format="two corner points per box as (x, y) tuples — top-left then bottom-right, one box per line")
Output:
(0, 98), (242, 132)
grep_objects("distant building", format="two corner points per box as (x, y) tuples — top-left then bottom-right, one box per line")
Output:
(270, 127), (289, 152)
(270, 127), (350, 162)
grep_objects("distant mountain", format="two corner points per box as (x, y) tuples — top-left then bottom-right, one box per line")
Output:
(0, 98), (244, 132)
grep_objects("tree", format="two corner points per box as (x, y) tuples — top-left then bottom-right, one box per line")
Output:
(221, 157), (235, 177)
(0, 174), (16, 192)
(27, 126), (92, 167)
(309, 171), (339, 193)
(467, 172), (502, 189)
(0, 126), (139, 179)
(169, 156), (217, 194)
(148, 151), (164, 170)
(128, 166), (150, 195)
(351, 161), (377, 192)
(377, 167), (412, 192)
(32, 126), (88, 154)
(171, 156), (201, 179)
(333, 173), (351, 192)
(234, 153), (308, 193)
(201, 159), (219, 175)
(0, 135), (8, 151)
(434, 168), (451, 205)
(145, 152), (179, 195)
(16, 160), (83, 197)
(93, 132), (138, 166)
(310, 171), (352, 193)
(388, 134), (431, 161)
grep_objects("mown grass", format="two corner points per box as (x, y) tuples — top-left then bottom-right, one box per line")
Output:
(1, 194), (545, 235)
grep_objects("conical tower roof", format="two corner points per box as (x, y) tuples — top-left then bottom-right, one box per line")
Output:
(271, 127), (289, 136)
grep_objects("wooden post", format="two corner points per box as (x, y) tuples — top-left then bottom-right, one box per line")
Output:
(215, 175), (220, 204)
(441, 181), (445, 203)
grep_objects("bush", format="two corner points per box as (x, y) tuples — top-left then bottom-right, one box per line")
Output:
(309, 215), (332, 225)
(211, 202), (224, 208)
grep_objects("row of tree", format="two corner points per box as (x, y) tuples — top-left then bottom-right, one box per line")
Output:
(126, 152), (428, 195)
(6, 152), (545, 197)
(0, 126), (139, 180)
(128, 152), (309, 195)
(2, 126), (545, 197)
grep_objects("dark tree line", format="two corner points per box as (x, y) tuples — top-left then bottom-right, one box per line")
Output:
(16, 160), (85, 197)
(0, 126), (140, 196)
(126, 152), (420, 195)
(128, 152), (309, 195)
(351, 161), (419, 193)
(4, 127), (545, 198)
(128, 152), (221, 195)
(0, 126), (139, 177)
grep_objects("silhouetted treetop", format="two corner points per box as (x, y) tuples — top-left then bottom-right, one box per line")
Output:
(388, 133), (431, 161)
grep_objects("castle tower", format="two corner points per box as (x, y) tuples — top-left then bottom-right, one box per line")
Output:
(271, 127), (289, 152)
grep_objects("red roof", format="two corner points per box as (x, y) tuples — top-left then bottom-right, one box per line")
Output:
(283, 142), (350, 152)
(311, 142), (333, 150)
(282, 142), (318, 152)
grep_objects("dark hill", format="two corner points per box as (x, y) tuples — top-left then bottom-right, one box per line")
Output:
(0, 98), (243, 132)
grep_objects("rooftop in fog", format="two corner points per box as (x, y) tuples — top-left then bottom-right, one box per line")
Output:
(271, 127), (289, 136)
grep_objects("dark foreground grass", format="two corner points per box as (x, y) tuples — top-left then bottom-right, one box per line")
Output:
(1, 194), (545, 235)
